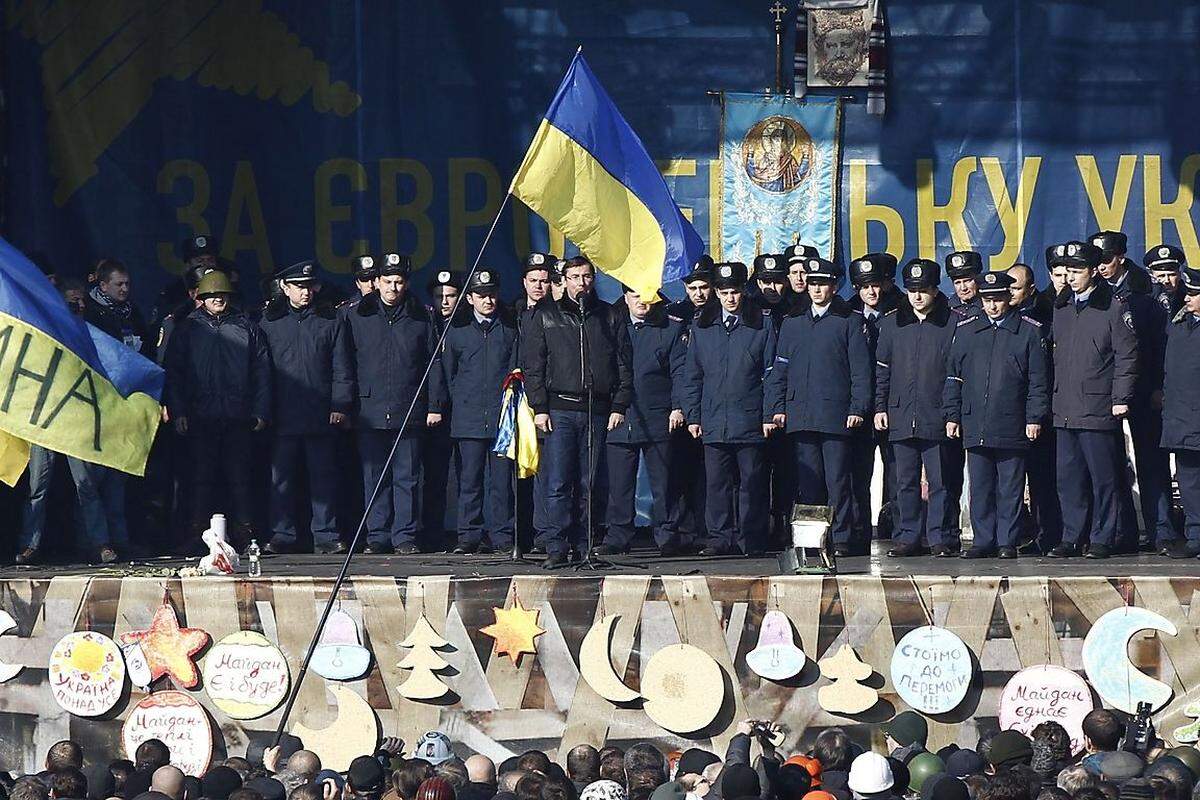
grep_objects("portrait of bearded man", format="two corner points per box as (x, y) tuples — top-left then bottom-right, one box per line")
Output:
(810, 8), (869, 87)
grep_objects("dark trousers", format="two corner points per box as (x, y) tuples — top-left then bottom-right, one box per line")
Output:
(358, 429), (422, 548)
(422, 423), (455, 540)
(542, 409), (608, 556)
(676, 433), (708, 541)
(1057, 428), (1124, 547)
(531, 432), (550, 550)
(604, 440), (680, 550)
(851, 429), (896, 542)
(966, 447), (1027, 550)
(703, 442), (767, 554)
(793, 432), (855, 546)
(1026, 428), (1062, 548)
(269, 434), (340, 547)
(191, 419), (254, 527)
(1127, 408), (1178, 544)
(892, 438), (954, 548)
(1173, 449), (1200, 545)
(455, 438), (514, 549)
(766, 431), (794, 514)
(944, 442), (966, 541)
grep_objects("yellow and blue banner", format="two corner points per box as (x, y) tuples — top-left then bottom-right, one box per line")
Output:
(493, 371), (539, 479)
(511, 51), (705, 299)
(720, 93), (840, 264)
(0, 239), (164, 483)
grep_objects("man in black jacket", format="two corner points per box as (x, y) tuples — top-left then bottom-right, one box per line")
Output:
(594, 286), (688, 557)
(1046, 241), (1138, 559)
(523, 256), (633, 568)
(164, 270), (271, 546)
(259, 261), (353, 555)
(876, 259), (959, 557)
(344, 254), (445, 555)
(84, 259), (153, 359)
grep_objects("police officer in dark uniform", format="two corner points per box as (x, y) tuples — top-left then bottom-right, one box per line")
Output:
(754, 253), (793, 321)
(423, 269), (464, 547)
(258, 260), (353, 555)
(525, 257), (632, 568)
(876, 259), (960, 557)
(1090, 231), (1175, 552)
(847, 252), (903, 546)
(681, 261), (777, 557)
(1047, 241), (1139, 559)
(1147, 245), (1186, 317)
(594, 285), (689, 557)
(339, 255), (379, 318)
(1008, 262), (1061, 551)
(164, 270), (271, 548)
(784, 244), (818, 298)
(944, 272), (1050, 559)
(345, 253), (446, 555)
(1161, 265), (1200, 557)
(666, 256), (716, 327)
(946, 251), (984, 316)
(766, 257), (871, 556)
(516, 253), (558, 553)
(442, 269), (518, 554)
(752, 254), (795, 544)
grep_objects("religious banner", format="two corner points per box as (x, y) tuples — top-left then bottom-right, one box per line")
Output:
(720, 94), (840, 265)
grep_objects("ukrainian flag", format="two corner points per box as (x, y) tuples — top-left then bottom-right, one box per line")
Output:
(0, 238), (164, 484)
(511, 51), (704, 299)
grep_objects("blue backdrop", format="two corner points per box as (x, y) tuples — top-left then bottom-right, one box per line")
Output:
(4, 1), (1200, 310)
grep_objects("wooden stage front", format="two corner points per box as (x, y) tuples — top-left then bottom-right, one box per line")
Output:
(0, 547), (1197, 774)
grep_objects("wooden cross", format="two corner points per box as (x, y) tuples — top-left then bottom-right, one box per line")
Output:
(769, 1), (788, 24)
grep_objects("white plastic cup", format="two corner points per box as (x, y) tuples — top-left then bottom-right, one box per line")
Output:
(210, 513), (227, 539)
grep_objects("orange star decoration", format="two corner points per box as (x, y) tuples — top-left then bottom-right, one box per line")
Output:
(479, 599), (545, 665)
(118, 602), (210, 689)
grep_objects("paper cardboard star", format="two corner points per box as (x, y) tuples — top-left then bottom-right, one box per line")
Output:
(119, 602), (210, 689)
(480, 599), (544, 665)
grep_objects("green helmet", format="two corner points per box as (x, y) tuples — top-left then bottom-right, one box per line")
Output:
(907, 752), (945, 794)
(1167, 747), (1200, 781)
(195, 270), (234, 298)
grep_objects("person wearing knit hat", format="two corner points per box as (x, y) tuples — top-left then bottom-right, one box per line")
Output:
(943, 750), (986, 780)
(651, 782), (687, 800)
(581, 780), (628, 800)
(201, 767), (243, 800)
(1162, 749), (1200, 783)
(348, 755), (386, 795)
(986, 731), (1033, 771)
(244, 777), (286, 800)
(883, 711), (929, 763)
(677, 749), (722, 780)
(416, 778), (456, 800)
(721, 764), (761, 800)
(1093, 751), (1145, 784)
(786, 756), (822, 786)
(848, 753), (894, 799)
(775, 764), (814, 800)
(919, 775), (968, 800)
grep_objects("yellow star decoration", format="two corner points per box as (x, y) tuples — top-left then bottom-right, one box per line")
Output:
(479, 599), (545, 665)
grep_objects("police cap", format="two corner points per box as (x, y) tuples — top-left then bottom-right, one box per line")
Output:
(682, 254), (715, 284)
(378, 253), (412, 277)
(551, 259), (567, 284)
(945, 251), (983, 279)
(1046, 244), (1069, 269)
(1182, 266), (1200, 295)
(803, 257), (841, 283)
(523, 252), (556, 274)
(354, 255), (379, 282)
(183, 235), (216, 260)
(850, 252), (898, 287)
(977, 271), (1015, 296)
(466, 269), (500, 295)
(1060, 241), (1103, 269)
(902, 258), (940, 290)
(195, 270), (234, 298)
(753, 254), (787, 280)
(275, 260), (319, 284)
(712, 261), (748, 289)
(1145, 244), (1186, 272)
(1089, 230), (1128, 258)
(428, 269), (463, 292)
(783, 244), (819, 264)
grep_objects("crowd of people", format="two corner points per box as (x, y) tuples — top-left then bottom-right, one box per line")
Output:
(11, 230), (1200, 566)
(7, 711), (1200, 800)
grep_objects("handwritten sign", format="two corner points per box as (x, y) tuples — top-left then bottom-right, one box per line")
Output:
(123, 691), (213, 776)
(999, 665), (1094, 754)
(890, 625), (972, 714)
(49, 631), (125, 717)
(203, 631), (290, 719)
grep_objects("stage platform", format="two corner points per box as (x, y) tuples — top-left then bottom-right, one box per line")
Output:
(0, 543), (1197, 776)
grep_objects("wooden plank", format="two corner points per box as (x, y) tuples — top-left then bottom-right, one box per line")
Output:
(442, 604), (498, 711)
(1133, 579), (1200, 693)
(661, 576), (747, 755)
(1056, 578), (1124, 625)
(926, 577), (1000, 750)
(836, 575), (894, 693)
(1000, 578), (1063, 667)
(0, 577), (90, 668)
(271, 580), (329, 729)
(767, 576), (825, 658)
(484, 576), (553, 710)
(182, 577), (245, 730)
(559, 575), (651, 758)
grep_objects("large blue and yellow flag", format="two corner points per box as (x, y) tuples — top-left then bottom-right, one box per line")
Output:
(0, 238), (163, 484)
(511, 51), (704, 298)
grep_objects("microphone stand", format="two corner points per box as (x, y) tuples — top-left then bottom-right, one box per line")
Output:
(574, 289), (615, 571)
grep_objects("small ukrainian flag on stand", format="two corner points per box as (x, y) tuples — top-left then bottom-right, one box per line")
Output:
(510, 50), (705, 299)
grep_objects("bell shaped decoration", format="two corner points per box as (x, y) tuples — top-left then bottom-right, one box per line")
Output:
(311, 609), (372, 681)
(745, 609), (806, 681)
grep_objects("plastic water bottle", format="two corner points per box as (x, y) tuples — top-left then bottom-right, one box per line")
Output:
(247, 539), (262, 578)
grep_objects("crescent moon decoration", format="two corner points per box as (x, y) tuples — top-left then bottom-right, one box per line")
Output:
(0, 611), (23, 683)
(1081, 606), (1177, 714)
(578, 614), (641, 704)
(291, 684), (381, 772)
(641, 643), (724, 734)
(746, 609), (806, 681)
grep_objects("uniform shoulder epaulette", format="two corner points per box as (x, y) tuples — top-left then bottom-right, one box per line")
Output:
(668, 313), (685, 323)
(1173, 307), (1189, 324)
(884, 308), (898, 316)
(1020, 315), (1042, 328)
(849, 308), (865, 316)
(956, 317), (975, 327)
